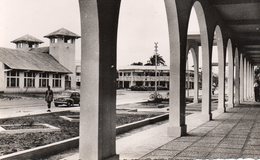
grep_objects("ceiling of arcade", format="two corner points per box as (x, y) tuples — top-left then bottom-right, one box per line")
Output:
(208, 0), (260, 64)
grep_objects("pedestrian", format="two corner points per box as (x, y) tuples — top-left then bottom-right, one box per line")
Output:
(254, 80), (259, 102)
(45, 85), (54, 112)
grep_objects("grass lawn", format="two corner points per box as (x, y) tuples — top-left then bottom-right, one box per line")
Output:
(0, 111), (162, 156)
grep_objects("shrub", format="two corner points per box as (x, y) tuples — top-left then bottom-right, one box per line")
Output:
(130, 85), (169, 91)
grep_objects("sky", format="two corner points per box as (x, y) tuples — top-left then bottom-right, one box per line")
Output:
(0, 0), (219, 69)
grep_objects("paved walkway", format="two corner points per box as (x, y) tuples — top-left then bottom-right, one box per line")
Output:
(141, 102), (260, 159)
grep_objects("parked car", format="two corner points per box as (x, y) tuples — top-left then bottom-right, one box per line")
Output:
(54, 90), (80, 107)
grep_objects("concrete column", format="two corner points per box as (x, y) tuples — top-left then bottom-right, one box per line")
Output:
(249, 63), (251, 99)
(193, 48), (199, 104)
(216, 25), (225, 112)
(244, 58), (247, 100)
(234, 49), (240, 106)
(246, 61), (250, 100)
(187, 44), (199, 104)
(79, 0), (120, 159)
(35, 73), (39, 88)
(251, 64), (253, 98)
(130, 71), (134, 87)
(251, 65), (254, 98)
(240, 54), (244, 103)
(252, 65), (254, 97)
(20, 72), (24, 89)
(165, 0), (190, 137)
(228, 44), (234, 108)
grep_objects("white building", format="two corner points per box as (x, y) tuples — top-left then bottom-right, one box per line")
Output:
(117, 65), (200, 90)
(0, 28), (80, 93)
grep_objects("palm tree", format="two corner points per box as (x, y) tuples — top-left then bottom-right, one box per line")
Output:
(145, 54), (166, 66)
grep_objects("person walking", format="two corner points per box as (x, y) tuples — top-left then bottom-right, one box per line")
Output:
(45, 85), (54, 112)
(254, 80), (259, 102)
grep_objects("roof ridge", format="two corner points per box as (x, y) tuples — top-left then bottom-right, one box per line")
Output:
(11, 34), (44, 43)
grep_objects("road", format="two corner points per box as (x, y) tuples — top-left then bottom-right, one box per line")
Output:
(0, 90), (166, 118)
(0, 89), (219, 119)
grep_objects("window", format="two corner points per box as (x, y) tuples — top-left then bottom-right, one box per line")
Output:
(24, 72), (36, 87)
(39, 73), (49, 88)
(7, 71), (20, 87)
(53, 74), (61, 88)
(50, 38), (58, 43)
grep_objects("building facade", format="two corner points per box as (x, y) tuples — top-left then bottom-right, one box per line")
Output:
(117, 65), (201, 90)
(0, 28), (80, 93)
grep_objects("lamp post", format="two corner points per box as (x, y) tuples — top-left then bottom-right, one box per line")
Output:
(154, 42), (158, 97)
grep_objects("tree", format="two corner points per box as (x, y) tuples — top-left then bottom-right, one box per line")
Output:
(145, 54), (166, 66)
(131, 62), (143, 66)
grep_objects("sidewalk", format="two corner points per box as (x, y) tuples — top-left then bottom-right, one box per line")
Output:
(142, 102), (260, 159)
(64, 102), (260, 159)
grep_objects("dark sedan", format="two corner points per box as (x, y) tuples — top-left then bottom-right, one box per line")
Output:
(54, 90), (80, 107)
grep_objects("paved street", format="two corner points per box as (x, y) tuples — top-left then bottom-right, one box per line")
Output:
(0, 89), (219, 119)
(0, 90), (169, 119)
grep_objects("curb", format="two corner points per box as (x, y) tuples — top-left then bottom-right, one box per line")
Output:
(0, 114), (169, 160)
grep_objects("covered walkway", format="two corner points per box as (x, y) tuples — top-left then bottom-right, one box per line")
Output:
(142, 102), (260, 159)
(77, 0), (260, 159)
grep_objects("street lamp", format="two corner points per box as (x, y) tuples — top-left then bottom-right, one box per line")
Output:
(149, 42), (162, 101)
(154, 42), (158, 97)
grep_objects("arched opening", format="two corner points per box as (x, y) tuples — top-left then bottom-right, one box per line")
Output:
(116, 0), (172, 158)
(212, 25), (225, 112)
(186, 2), (210, 119)
(186, 48), (198, 103)
(225, 39), (234, 107)
(117, 0), (169, 97)
(234, 47), (240, 105)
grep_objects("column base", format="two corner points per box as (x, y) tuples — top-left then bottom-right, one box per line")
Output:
(201, 113), (212, 121)
(167, 125), (187, 137)
(104, 154), (119, 160)
(228, 103), (234, 108)
(234, 102), (240, 107)
(193, 100), (199, 104)
(217, 107), (226, 113)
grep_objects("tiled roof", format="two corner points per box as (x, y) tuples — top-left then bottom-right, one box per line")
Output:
(0, 47), (71, 73)
(29, 47), (49, 54)
(44, 28), (80, 38)
(11, 34), (43, 43)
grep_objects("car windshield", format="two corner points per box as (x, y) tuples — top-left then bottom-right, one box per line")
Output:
(61, 92), (71, 96)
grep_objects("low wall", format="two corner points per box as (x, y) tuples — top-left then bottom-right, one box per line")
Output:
(116, 113), (169, 135)
(0, 113), (169, 160)
(0, 137), (79, 160)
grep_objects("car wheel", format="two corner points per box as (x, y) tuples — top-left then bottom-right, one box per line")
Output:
(67, 101), (72, 107)
(54, 103), (59, 107)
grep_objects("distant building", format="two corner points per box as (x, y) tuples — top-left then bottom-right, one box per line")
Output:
(0, 28), (80, 93)
(117, 65), (201, 89)
(74, 65), (201, 90)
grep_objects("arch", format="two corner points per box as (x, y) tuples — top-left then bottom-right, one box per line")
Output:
(186, 46), (199, 103)
(226, 38), (234, 107)
(234, 47), (240, 105)
(79, 0), (121, 159)
(192, 1), (211, 119)
(240, 53), (244, 102)
(213, 25), (225, 112)
(164, 0), (195, 137)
